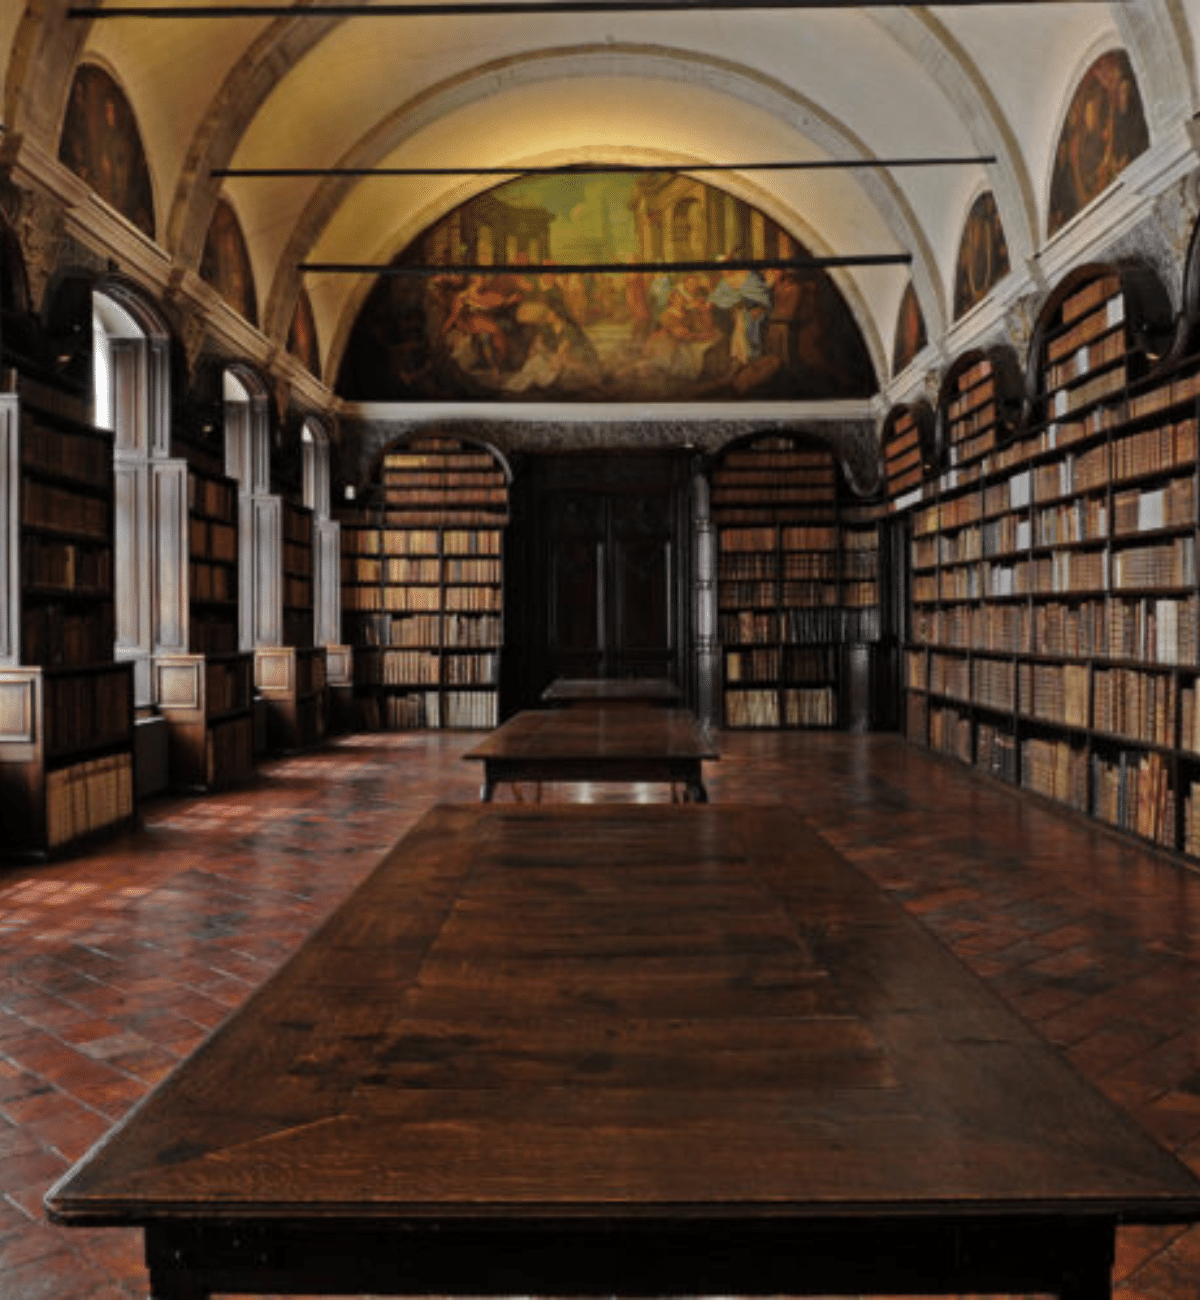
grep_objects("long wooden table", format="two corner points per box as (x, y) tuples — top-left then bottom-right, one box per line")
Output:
(46, 804), (1200, 1300)
(541, 676), (682, 708)
(463, 706), (717, 802)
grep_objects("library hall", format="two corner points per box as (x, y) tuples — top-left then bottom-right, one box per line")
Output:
(7, 1), (1200, 1297)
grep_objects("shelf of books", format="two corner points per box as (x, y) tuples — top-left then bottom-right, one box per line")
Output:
(253, 499), (327, 752)
(899, 266), (1200, 861)
(156, 464), (254, 791)
(882, 404), (933, 511)
(341, 435), (508, 730)
(711, 433), (880, 729)
(0, 378), (137, 857)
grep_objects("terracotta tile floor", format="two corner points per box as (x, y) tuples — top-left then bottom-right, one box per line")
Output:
(1, 728), (1198, 1299)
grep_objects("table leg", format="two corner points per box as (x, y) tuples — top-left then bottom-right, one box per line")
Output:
(686, 779), (708, 803)
(480, 778), (496, 803)
(147, 1270), (210, 1299)
(1058, 1228), (1114, 1300)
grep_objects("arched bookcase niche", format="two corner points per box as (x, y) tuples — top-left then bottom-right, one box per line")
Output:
(1168, 215), (1200, 365)
(707, 431), (881, 731)
(880, 400), (938, 512)
(0, 211), (45, 378)
(342, 432), (511, 732)
(933, 344), (1024, 488)
(1023, 260), (1175, 432)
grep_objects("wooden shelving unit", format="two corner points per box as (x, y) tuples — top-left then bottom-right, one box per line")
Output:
(711, 433), (881, 730)
(155, 465), (254, 791)
(899, 267), (1200, 858)
(254, 499), (328, 753)
(0, 378), (136, 857)
(341, 436), (508, 730)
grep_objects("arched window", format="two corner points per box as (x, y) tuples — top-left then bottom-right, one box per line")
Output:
(223, 368), (273, 651)
(94, 288), (171, 708)
(301, 418), (342, 649)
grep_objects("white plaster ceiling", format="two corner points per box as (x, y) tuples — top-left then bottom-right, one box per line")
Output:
(5, 0), (1200, 390)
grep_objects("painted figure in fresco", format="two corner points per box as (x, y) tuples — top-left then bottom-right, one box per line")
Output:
(954, 192), (1009, 320)
(335, 171), (877, 402)
(1049, 50), (1149, 235)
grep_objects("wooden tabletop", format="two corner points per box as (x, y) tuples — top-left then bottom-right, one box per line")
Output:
(45, 804), (1200, 1297)
(464, 706), (716, 762)
(540, 677), (682, 706)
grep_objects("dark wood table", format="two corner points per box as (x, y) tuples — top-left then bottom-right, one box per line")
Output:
(463, 706), (717, 802)
(46, 804), (1200, 1300)
(540, 677), (683, 708)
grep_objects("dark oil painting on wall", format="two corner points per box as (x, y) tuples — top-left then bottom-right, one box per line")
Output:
(288, 288), (321, 379)
(892, 280), (927, 375)
(336, 172), (877, 402)
(201, 199), (258, 326)
(1049, 50), (1149, 237)
(953, 191), (1010, 320)
(58, 64), (155, 239)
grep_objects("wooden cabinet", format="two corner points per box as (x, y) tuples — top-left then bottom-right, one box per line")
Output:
(711, 434), (881, 729)
(897, 266), (1200, 859)
(0, 379), (137, 857)
(341, 436), (508, 729)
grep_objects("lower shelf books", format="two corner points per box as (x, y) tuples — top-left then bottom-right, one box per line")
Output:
(46, 753), (134, 849)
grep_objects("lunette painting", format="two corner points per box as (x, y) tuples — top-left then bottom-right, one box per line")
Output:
(58, 64), (155, 239)
(201, 198), (258, 326)
(336, 171), (877, 402)
(1048, 50), (1149, 237)
(288, 287), (321, 379)
(953, 191), (1010, 320)
(892, 280), (927, 375)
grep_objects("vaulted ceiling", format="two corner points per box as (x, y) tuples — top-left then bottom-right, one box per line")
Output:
(3, 1), (1199, 398)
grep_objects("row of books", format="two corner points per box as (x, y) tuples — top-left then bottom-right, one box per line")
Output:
(718, 451), (835, 472)
(189, 474), (237, 521)
(1093, 668), (1175, 746)
(724, 689), (781, 728)
(1019, 661), (1090, 727)
(382, 452), (496, 471)
(23, 480), (109, 540)
(782, 687), (837, 727)
(1044, 325), (1125, 393)
(22, 606), (115, 668)
(382, 471), (505, 488)
(359, 651), (440, 686)
(45, 752), (134, 849)
(282, 504), (313, 545)
(21, 537), (112, 596)
(188, 614), (239, 657)
(1050, 364), (1127, 418)
(977, 722), (1018, 782)
(343, 527), (502, 556)
(22, 421), (110, 488)
(379, 487), (508, 506)
(1092, 748), (1173, 845)
(444, 691), (499, 729)
(1021, 736), (1088, 810)
(1111, 418), (1198, 483)
(1112, 478), (1194, 535)
(726, 646), (838, 683)
(191, 560), (235, 604)
(445, 585), (502, 612)
(929, 704), (972, 762)
(189, 517), (237, 564)
(972, 657), (1016, 712)
(1045, 286), (1122, 364)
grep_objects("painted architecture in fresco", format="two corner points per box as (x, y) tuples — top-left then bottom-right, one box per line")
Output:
(58, 65), (155, 239)
(201, 199), (258, 326)
(892, 281), (927, 375)
(1048, 50), (1150, 236)
(953, 191), (1010, 320)
(336, 171), (876, 402)
(288, 288), (321, 379)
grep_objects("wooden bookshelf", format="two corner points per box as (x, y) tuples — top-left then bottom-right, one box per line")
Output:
(341, 436), (508, 730)
(155, 464), (255, 792)
(711, 434), (881, 730)
(0, 379), (137, 857)
(898, 265), (1200, 860)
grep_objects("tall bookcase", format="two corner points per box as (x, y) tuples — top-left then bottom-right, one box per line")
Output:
(254, 498), (328, 753)
(154, 464), (255, 791)
(341, 435), (508, 729)
(710, 433), (881, 729)
(0, 377), (136, 857)
(899, 266), (1200, 858)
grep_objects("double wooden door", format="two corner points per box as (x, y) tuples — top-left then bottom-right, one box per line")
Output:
(508, 453), (691, 709)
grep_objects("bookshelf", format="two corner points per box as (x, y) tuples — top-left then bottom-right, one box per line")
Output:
(254, 499), (328, 752)
(0, 379), (137, 857)
(155, 464), (254, 791)
(341, 436), (508, 730)
(881, 402), (936, 510)
(710, 433), (881, 730)
(898, 265), (1200, 859)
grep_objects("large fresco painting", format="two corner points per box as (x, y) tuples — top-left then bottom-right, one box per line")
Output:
(336, 172), (876, 402)
(953, 191), (1010, 320)
(58, 65), (155, 239)
(1049, 50), (1149, 237)
(201, 198), (258, 326)
(288, 287), (320, 379)
(892, 280), (927, 375)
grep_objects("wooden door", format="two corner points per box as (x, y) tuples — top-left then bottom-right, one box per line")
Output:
(512, 453), (690, 708)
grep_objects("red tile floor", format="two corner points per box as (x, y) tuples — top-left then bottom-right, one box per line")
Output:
(1, 728), (1198, 1298)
